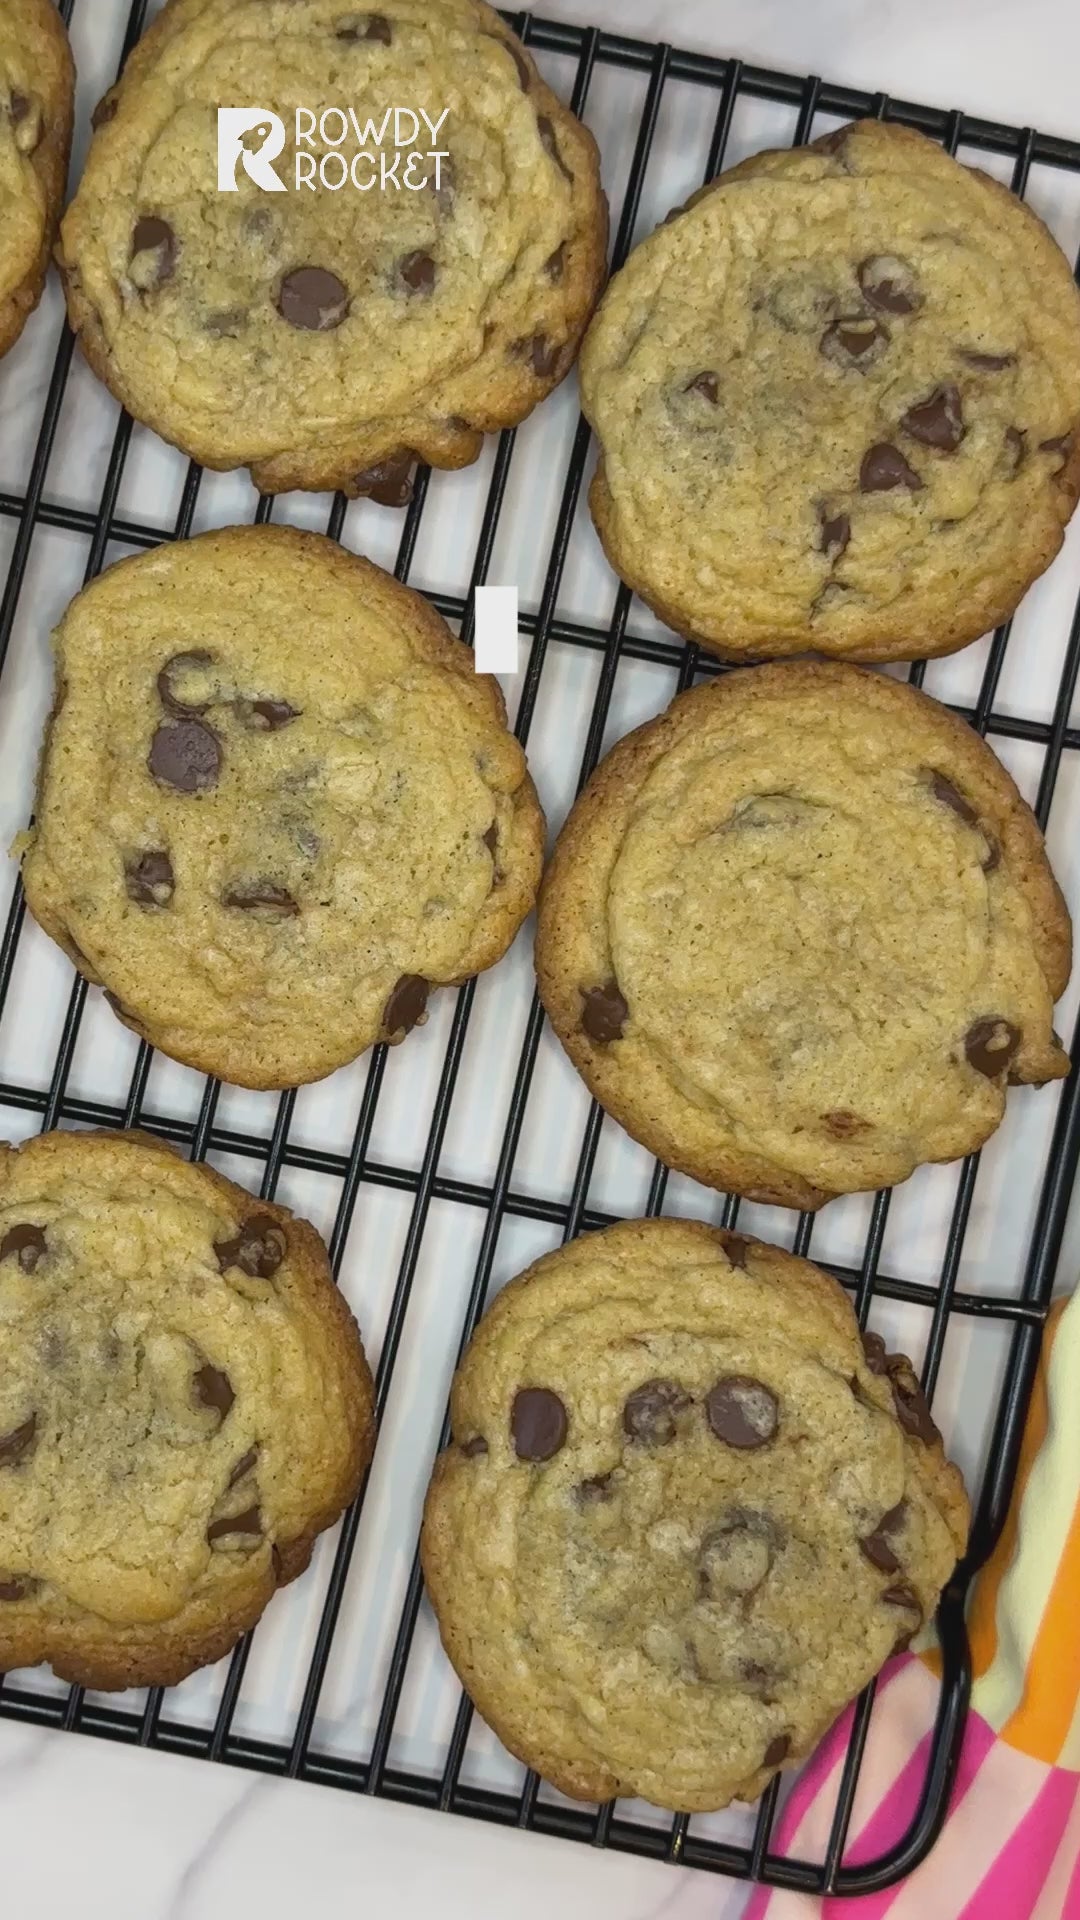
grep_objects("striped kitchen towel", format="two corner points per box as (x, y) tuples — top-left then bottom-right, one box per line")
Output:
(725, 1288), (1080, 1919)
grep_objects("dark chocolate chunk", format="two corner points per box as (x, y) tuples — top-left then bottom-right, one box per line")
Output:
(335, 12), (392, 40)
(352, 452), (415, 506)
(862, 1330), (888, 1374)
(859, 443), (924, 492)
(685, 370), (719, 403)
(764, 1734), (790, 1767)
(511, 1387), (567, 1461)
(383, 973), (429, 1039)
(461, 1436), (488, 1458)
(1004, 426), (1027, 475)
(222, 882), (299, 917)
(131, 216), (177, 287)
(720, 1231), (750, 1269)
(820, 316), (888, 368)
(516, 335), (561, 378)
(157, 650), (213, 715)
(193, 1361), (235, 1419)
(0, 1414), (37, 1467)
(228, 1446), (259, 1489)
(706, 1376), (778, 1449)
(537, 113), (573, 182)
(125, 849), (175, 907)
(901, 384), (965, 451)
(623, 1378), (691, 1446)
(823, 1109), (871, 1137)
(962, 349), (1016, 372)
(242, 698), (300, 731)
(816, 125), (852, 156)
(965, 1016), (1020, 1078)
(482, 823), (498, 856)
(214, 1214), (286, 1279)
(396, 250), (436, 296)
(0, 1224), (47, 1272)
(928, 769), (978, 825)
(277, 267), (349, 332)
(860, 1500), (907, 1572)
(544, 242), (567, 284)
(883, 1579), (923, 1649)
(0, 1576), (36, 1601)
(819, 508), (851, 561)
(148, 719), (222, 792)
(577, 1472), (613, 1504)
(91, 90), (118, 130)
(581, 981), (628, 1043)
(207, 1505), (262, 1544)
(857, 255), (921, 314)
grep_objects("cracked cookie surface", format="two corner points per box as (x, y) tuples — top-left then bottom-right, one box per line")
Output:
(421, 1217), (969, 1811)
(0, 0), (73, 361)
(19, 524), (544, 1088)
(579, 119), (1080, 662)
(536, 662), (1071, 1210)
(58, 0), (607, 496)
(0, 1128), (373, 1690)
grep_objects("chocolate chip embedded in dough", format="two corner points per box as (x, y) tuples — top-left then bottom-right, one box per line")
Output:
(1039, 433), (1074, 473)
(228, 1446), (259, 1488)
(699, 1510), (780, 1597)
(537, 114), (574, 182)
(206, 1504), (262, 1544)
(335, 11), (392, 40)
(0, 1575), (37, 1601)
(484, 31), (531, 90)
(823, 1109), (871, 1137)
(820, 316), (889, 368)
(0, 1414), (37, 1466)
(241, 698), (300, 731)
(91, 89), (119, 129)
(577, 1472), (613, 1504)
(859, 443), (924, 492)
(130, 216), (177, 290)
(964, 1017), (1020, 1079)
(1004, 426), (1027, 476)
(884, 1359), (940, 1446)
(157, 650), (213, 715)
(685, 370), (719, 403)
(510, 1387), (567, 1461)
(763, 1734), (790, 1767)
(396, 250), (436, 296)
(382, 973), (429, 1040)
(514, 335), (561, 378)
(581, 981), (628, 1043)
(927, 769), (978, 826)
(461, 1436), (488, 1458)
(352, 452), (415, 506)
(9, 90), (43, 154)
(719, 1231), (750, 1269)
(860, 1500), (907, 1572)
(147, 719), (222, 792)
(901, 385), (965, 451)
(193, 1361), (235, 1420)
(124, 849), (175, 906)
(0, 1224), (47, 1272)
(962, 349), (1016, 372)
(214, 1214), (286, 1279)
(861, 1330), (888, 1375)
(222, 882), (299, 918)
(706, 1376), (778, 1449)
(622, 1378), (691, 1445)
(276, 267), (349, 332)
(857, 254), (922, 315)
(544, 242), (567, 284)
(819, 508), (851, 561)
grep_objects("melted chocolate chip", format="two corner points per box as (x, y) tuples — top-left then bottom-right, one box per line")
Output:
(0, 1576), (36, 1601)
(720, 1231), (750, 1269)
(207, 1505), (262, 1544)
(0, 1414), (37, 1466)
(228, 1446), (259, 1489)
(461, 1436), (488, 1458)
(764, 1734), (790, 1767)
(965, 1017), (1020, 1078)
(883, 1580), (922, 1617)
(243, 698), (299, 731)
(131, 216), (177, 287)
(277, 267), (349, 332)
(685, 370), (719, 403)
(544, 242), (567, 283)
(860, 1500), (907, 1572)
(214, 1215), (286, 1279)
(859, 443), (924, 492)
(516, 335), (561, 378)
(91, 90), (118, 129)
(353, 452), (416, 506)
(623, 1378), (691, 1445)
(1039, 433), (1074, 472)
(816, 126), (852, 156)
(511, 1387), (567, 1461)
(157, 650), (213, 715)
(901, 384), (965, 451)
(823, 1109), (871, 1137)
(0, 1224), (47, 1272)
(857, 255), (921, 314)
(482, 823), (498, 857)
(125, 849), (175, 907)
(336, 11), (392, 39)
(383, 973), (429, 1039)
(485, 31), (531, 90)
(1004, 426), (1027, 475)
(820, 316), (888, 368)
(397, 250), (436, 296)
(819, 509), (851, 561)
(962, 349), (1016, 372)
(148, 719), (222, 792)
(537, 114), (573, 182)
(581, 981), (628, 1043)
(862, 1330), (888, 1374)
(706, 1376), (778, 1449)
(886, 1363), (939, 1446)
(222, 882), (299, 917)
(193, 1362), (235, 1419)
(577, 1472), (613, 1504)
(928, 769), (978, 825)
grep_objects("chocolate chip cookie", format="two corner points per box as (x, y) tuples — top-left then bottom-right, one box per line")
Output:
(422, 1217), (969, 1811)
(58, 0), (607, 498)
(18, 525), (544, 1088)
(0, 0), (74, 361)
(0, 1127), (374, 1690)
(536, 662), (1070, 1210)
(579, 119), (1080, 662)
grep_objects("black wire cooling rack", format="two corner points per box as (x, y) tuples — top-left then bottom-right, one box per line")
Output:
(3, 0), (1080, 1901)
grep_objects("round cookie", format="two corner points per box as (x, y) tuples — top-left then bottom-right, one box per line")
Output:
(579, 119), (1080, 663)
(422, 1217), (969, 1812)
(18, 524), (545, 1089)
(536, 662), (1070, 1210)
(58, 0), (608, 498)
(0, 0), (74, 361)
(0, 1127), (374, 1690)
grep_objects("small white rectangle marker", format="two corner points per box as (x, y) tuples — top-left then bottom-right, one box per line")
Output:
(473, 584), (520, 675)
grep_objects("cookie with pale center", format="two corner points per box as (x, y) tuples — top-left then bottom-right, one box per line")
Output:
(18, 525), (544, 1088)
(536, 661), (1071, 1210)
(422, 1217), (969, 1811)
(579, 119), (1080, 662)
(0, 0), (73, 360)
(0, 1128), (374, 1690)
(58, 0), (608, 496)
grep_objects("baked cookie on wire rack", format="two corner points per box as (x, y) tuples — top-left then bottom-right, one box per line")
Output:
(0, 0), (74, 361)
(58, 0), (608, 498)
(579, 119), (1080, 662)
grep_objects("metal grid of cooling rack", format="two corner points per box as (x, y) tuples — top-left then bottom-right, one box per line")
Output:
(3, 0), (1080, 1901)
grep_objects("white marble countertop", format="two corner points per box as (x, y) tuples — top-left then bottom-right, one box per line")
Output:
(2, 2), (1078, 1916)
